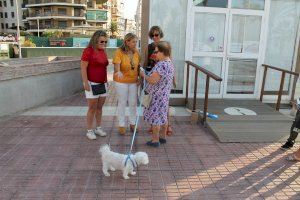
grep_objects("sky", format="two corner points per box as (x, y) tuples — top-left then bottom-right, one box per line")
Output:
(123, 0), (139, 20)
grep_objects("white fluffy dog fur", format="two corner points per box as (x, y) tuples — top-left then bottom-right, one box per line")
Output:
(99, 145), (149, 179)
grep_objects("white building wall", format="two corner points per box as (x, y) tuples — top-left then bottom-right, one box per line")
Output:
(264, 0), (300, 92)
(0, 0), (24, 33)
(150, 0), (187, 91)
(149, 0), (300, 101)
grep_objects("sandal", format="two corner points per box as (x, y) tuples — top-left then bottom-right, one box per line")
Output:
(287, 154), (300, 161)
(130, 124), (139, 133)
(146, 140), (160, 147)
(166, 125), (173, 136)
(159, 138), (167, 144)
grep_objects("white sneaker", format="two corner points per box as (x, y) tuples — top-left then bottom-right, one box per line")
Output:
(94, 127), (107, 137)
(86, 130), (97, 140)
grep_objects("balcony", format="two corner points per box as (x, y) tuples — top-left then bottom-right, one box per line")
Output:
(111, 7), (122, 17)
(28, 24), (68, 30)
(98, 4), (108, 10)
(26, 0), (86, 8)
(87, 3), (108, 11)
(86, 10), (107, 22)
(26, 12), (85, 20)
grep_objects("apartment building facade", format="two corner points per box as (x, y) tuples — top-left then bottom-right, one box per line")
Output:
(110, 0), (124, 37)
(23, 0), (87, 35)
(0, 0), (24, 33)
(85, 0), (110, 35)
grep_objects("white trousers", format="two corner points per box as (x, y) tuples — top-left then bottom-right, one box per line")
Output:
(115, 82), (137, 127)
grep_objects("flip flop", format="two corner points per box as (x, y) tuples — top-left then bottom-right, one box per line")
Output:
(146, 140), (160, 147)
(287, 154), (300, 161)
(166, 125), (173, 136)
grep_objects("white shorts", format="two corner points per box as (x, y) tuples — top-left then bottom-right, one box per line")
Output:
(85, 81), (108, 99)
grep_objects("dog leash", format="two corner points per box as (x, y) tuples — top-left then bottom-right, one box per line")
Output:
(124, 74), (146, 167)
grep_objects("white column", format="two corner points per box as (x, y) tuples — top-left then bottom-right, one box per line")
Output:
(15, 0), (22, 58)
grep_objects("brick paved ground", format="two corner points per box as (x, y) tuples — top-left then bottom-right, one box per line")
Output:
(0, 81), (299, 199)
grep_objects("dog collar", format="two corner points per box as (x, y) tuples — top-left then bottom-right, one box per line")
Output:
(124, 154), (137, 168)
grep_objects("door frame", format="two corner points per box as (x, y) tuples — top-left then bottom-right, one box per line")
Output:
(185, 0), (271, 99)
(223, 8), (266, 99)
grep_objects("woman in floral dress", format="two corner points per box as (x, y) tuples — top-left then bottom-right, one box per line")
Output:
(140, 41), (174, 147)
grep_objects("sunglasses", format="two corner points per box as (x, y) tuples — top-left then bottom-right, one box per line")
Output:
(99, 40), (108, 44)
(151, 34), (160, 38)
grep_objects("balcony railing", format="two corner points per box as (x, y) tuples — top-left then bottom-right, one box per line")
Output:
(28, 24), (68, 29)
(27, 0), (85, 4)
(28, 12), (85, 18)
(98, 4), (108, 9)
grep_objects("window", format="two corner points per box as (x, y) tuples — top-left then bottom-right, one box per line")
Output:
(74, 8), (81, 16)
(11, 12), (14, 18)
(45, 20), (51, 28)
(5, 23), (8, 29)
(44, 8), (51, 16)
(3, 0), (6, 7)
(12, 23), (15, 27)
(58, 8), (67, 15)
(74, 20), (81, 26)
(1, 23), (4, 29)
(87, 1), (92, 8)
(193, 0), (227, 8)
(58, 21), (67, 28)
(10, 0), (13, 6)
(232, 0), (265, 10)
(0, 1), (2, 7)
(4, 12), (7, 18)
(0, 12), (2, 18)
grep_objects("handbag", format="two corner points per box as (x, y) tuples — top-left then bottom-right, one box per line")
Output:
(142, 93), (152, 108)
(91, 83), (106, 95)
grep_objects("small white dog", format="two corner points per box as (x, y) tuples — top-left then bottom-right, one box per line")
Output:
(99, 144), (149, 179)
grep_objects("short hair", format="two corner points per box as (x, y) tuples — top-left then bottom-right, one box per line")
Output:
(120, 33), (138, 52)
(148, 26), (164, 39)
(88, 30), (107, 49)
(157, 41), (171, 57)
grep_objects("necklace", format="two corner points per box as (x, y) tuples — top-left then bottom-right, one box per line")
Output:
(128, 51), (135, 70)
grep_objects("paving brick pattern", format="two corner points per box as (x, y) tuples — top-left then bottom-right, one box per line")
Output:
(0, 77), (300, 199)
(0, 112), (299, 199)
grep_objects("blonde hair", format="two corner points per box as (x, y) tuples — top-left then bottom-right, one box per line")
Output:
(120, 33), (137, 52)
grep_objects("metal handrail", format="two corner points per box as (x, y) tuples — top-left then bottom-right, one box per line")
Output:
(185, 61), (222, 125)
(260, 64), (299, 110)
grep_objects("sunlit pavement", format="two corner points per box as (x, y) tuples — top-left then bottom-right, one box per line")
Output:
(0, 82), (299, 199)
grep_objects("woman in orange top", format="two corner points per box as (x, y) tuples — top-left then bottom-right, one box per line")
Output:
(113, 33), (140, 134)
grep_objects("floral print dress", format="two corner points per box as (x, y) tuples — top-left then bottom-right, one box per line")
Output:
(144, 60), (174, 125)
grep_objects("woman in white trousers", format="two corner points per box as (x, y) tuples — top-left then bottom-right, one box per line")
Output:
(113, 33), (140, 135)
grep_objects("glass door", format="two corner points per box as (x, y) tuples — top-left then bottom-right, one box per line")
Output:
(224, 10), (265, 98)
(188, 0), (266, 98)
(190, 7), (228, 98)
